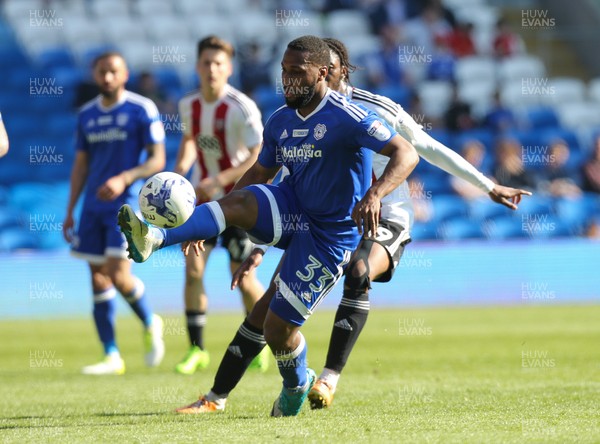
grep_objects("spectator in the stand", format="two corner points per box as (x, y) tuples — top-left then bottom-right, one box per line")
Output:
(538, 140), (582, 198)
(493, 17), (524, 58)
(366, 0), (422, 34)
(444, 83), (476, 132)
(323, 0), (359, 12)
(365, 24), (407, 88)
(493, 138), (537, 190)
(445, 20), (476, 58)
(582, 135), (600, 193)
(483, 90), (517, 134)
(136, 72), (176, 115)
(584, 219), (600, 239)
(450, 140), (489, 200)
(239, 42), (274, 96)
(426, 34), (455, 81)
(404, 1), (452, 56)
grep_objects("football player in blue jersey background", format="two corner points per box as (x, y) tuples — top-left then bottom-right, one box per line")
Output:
(63, 52), (166, 375)
(118, 35), (419, 415)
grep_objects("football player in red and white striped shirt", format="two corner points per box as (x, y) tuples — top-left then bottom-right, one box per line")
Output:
(173, 36), (268, 374)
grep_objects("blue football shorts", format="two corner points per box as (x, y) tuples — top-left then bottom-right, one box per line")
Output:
(71, 207), (128, 265)
(246, 182), (355, 326)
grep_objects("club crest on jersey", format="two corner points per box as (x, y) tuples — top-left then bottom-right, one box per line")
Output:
(367, 120), (391, 141)
(116, 113), (129, 126)
(313, 123), (327, 140)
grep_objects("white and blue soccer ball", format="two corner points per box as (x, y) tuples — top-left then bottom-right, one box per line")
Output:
(139, 172), (196, 228)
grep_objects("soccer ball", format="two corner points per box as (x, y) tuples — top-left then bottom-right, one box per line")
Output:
(138, 172), (196, 228)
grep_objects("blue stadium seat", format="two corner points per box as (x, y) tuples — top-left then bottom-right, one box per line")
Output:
(526, 106), (560, 129)
(524, 215), (573, 239)
(484, 216), (529, 240)
(468, 198), (513, 222)
(430, 195), (469, 222)
(515, 196), (554, 216)
(439, 219), (485, 241)
(452, 128), (495, 151)
(540, 128), (580, 150)
(8, 182), (57, 209)
(36, 47), (76, 70)
(0, 228), (40, 251)
(154, 67), (182, 91)
(0, 207), (24, 230)
(409, 220), (440, 241)
(419, 172), (453, 196)
(554, 195), (599, 229)
(373, 84), (411, 108)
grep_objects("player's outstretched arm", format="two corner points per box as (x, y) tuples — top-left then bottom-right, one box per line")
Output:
(0, 115), (9, 158)
(231, 247), (265, 290)
(353, 135), (419, 236)
(488, 184), (533, 210)
(174, 134), (197, 176)
(63, 151), (89, 243)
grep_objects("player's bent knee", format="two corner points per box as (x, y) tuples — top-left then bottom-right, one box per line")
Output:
(344, 260), (370, 292)
(219, 190), (257, 230)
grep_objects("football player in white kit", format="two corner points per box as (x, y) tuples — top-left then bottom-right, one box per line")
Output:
(174, 36), (268, 374)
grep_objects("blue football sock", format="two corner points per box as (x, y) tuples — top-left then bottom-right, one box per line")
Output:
(163, 202), (226, 247)
(123, 276), (153, 327)
(275, 332), (308, 390)
(93, 287), (118, 355)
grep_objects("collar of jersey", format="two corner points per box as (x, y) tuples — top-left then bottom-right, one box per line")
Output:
(294, 88), (331, 122)
(96, 90), (128, 112)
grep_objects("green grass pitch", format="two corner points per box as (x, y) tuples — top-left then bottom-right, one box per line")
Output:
(1, 305), (598, 443)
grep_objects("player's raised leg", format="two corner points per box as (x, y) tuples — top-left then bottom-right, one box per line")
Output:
(118, 180), (263, 263)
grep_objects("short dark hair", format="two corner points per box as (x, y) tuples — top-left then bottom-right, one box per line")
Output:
(92, 51), (126, 68)
(197, 35), (235, 59)
(287, 35), (330, 67)
(322, 37), (357, 82)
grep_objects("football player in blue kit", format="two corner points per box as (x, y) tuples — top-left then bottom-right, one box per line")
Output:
(63, 52), (166, 375)
(118, 35), (419, 416)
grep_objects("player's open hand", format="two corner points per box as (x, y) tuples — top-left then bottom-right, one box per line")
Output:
(97, 174), (127, 201)
(181, 240), (205, 256)
(488, 185), (533, 210)
(62, 213), (75, 243)
(231, 248), (265, 290)
(352, 190), (381, 237)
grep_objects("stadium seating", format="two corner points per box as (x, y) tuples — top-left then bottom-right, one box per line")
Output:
(439, 218), (486, 241)
(0, 0), (597, 249)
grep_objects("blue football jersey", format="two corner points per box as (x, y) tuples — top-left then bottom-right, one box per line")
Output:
(76, 91), (165, 211)
(258, 89), (397, 233)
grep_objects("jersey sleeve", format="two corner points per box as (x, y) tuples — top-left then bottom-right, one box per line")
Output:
(140, 100), (166, 145)
(240, 101), (263, 149)
(353, 110), (398, 153)
(257, 120), (278, 169)
(75, 114), (88, 152)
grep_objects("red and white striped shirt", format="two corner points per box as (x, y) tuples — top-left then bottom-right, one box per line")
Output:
(179, 84), (263, 196)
